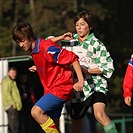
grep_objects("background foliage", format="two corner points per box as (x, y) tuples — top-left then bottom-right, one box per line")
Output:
(0, 0), (132, 132)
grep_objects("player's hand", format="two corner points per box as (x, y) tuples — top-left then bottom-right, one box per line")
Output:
(73, 80), (84, 91)
(124, 97), (131, 106)
(62, 32), (73, 40)
(29, 65), (37, 72)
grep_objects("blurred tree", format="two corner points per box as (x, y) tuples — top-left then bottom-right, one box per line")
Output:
(0, 0), (132, 113)
(0, 0), (132, 132)
(12, 0), (19, 56)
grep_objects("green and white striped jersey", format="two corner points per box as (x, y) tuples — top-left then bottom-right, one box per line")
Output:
(61, 33), (114, 103)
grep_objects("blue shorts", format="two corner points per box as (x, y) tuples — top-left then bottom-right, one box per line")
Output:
(35, 93), (66, 119)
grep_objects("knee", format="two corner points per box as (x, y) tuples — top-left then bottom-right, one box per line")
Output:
(31, 106), (42, 120)
(31, 106), (37, 119)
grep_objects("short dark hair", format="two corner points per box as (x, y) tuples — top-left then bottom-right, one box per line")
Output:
(8, 67), (17, 72)
(12, 22), (36, 43)
(74, 10), (95, 32)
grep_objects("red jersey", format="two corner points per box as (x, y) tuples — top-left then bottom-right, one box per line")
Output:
(123, 54), (133, 98)
(31, 38), (79, 100)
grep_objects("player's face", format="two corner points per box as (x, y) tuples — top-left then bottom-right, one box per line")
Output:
(18, 39), (33, 51)
(75, 18), (90, 40)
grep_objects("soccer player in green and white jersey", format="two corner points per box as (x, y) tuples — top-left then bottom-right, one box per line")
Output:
(61, 10), (118, 133)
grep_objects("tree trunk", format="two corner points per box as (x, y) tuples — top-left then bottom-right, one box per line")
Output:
(73, 0), (77, 13)
(12, 0), (19, 56)
(29, 0), (35, 28)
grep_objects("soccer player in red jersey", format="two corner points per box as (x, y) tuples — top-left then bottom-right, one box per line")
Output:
(12, 22), (84, 133)
(123, 53), (133, 106)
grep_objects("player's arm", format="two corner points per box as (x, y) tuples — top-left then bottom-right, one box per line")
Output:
(81, 65), (102, 77)
(50, 32), (73, 43)
(123, 62), (133, 106)
(87, 67), (103, 74)
(72, 61), (84, 91)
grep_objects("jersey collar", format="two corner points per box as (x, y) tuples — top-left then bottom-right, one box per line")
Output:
(74, 33), (94, 41)
(32, 37), (41, 54)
